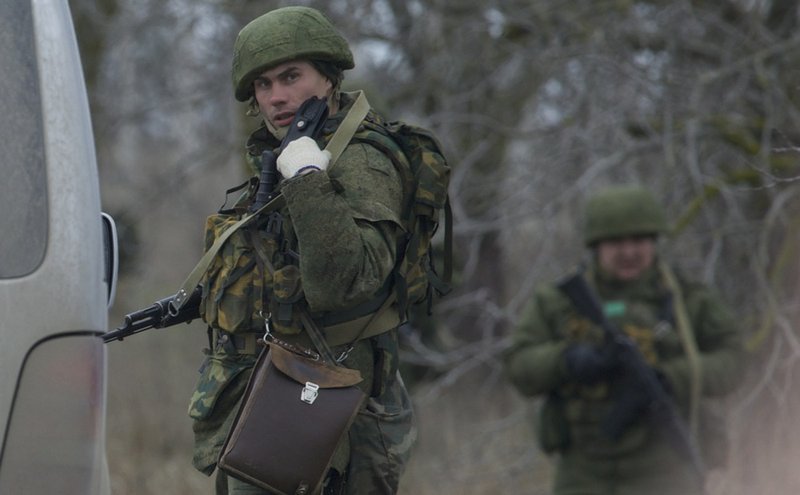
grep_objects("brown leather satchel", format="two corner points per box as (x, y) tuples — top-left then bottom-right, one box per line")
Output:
(217, 342), (365, 495)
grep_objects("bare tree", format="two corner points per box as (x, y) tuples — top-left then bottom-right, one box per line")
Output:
(73, 0), (800, 492)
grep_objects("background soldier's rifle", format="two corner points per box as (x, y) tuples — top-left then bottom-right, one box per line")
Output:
(557, 272), (707, 481)
(104, 96), (329, 344)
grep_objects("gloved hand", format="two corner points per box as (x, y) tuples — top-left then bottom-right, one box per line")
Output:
(563, 342), (619, 385)
(277, 136), (331, 178)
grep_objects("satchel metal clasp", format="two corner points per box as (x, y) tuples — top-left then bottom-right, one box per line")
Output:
(301, 382), (320, 404)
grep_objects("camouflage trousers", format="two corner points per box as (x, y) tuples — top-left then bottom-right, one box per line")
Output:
(214, 372), (416, 495)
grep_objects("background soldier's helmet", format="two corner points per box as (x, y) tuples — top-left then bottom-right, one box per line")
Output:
(231, 6), (354, 102)
(583, 185), (668, 245)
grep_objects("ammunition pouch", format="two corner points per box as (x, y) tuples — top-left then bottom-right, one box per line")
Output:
(200, 213), (273, 334)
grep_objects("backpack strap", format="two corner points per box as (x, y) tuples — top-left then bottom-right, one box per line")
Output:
(325, 90), (370, 166)
(430, 197), (453, 294)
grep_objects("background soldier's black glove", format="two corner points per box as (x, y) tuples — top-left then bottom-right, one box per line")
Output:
(563, 343), (619, 385)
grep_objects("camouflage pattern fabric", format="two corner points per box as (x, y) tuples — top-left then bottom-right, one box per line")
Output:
(345, 372), (416, 495)
(505, 262), (743, 495)
(353, 116), (451, 310)
(188, 346), (256, 475)
(199, 217), (273, 334)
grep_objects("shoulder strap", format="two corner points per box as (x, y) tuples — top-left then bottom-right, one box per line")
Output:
(659, 262), (703, 438)
(325, 90), (370, 165)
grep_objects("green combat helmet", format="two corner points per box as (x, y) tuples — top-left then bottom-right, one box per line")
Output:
(232, 6), (354, 101)
(583, 185), (668, 245)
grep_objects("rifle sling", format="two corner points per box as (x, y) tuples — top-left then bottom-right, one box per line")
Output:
(659, 262), (703, 437)
(325, 90), (370, 165)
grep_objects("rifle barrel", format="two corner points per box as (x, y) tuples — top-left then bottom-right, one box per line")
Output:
(103, 286), (202, 343)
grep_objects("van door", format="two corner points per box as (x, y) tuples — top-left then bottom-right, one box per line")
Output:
(0, 0), (111, 493)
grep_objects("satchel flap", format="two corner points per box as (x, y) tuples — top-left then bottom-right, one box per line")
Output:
(269, 344), (363, 388)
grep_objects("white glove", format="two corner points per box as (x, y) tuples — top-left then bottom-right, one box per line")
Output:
(277, 136), (331, 178)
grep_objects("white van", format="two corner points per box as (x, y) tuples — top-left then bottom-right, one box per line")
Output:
(0, 0), (116, 493)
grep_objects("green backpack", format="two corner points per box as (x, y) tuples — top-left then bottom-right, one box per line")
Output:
(356, 117), (453, 317)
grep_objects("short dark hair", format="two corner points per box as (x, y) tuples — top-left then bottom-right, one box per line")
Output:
(311, 60), (345, 90)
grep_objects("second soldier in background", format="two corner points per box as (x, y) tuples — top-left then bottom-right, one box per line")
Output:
(506, 185), (743, 495)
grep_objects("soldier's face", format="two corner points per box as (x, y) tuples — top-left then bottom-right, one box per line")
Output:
(596, 236), (657, 282)
(253, 60), (333, 129)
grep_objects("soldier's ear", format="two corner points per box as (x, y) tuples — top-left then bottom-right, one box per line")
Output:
(246, 96), (260, 117)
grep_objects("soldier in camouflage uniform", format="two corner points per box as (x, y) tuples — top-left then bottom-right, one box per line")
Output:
(505, 185), (743, 495)
(187, 6), (418, 494)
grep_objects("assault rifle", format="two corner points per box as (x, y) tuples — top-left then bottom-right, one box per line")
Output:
(104, 96), (330, 344)
(103, 286), (202, 343)
(557, 272), (707, 480)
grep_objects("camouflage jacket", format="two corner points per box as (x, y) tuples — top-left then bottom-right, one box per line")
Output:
(505, 261), (743, 456)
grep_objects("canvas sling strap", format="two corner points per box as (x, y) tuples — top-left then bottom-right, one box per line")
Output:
(659, 262), (703, 438)
(324, 91), (370, 165)
(171, 91), (370, 312)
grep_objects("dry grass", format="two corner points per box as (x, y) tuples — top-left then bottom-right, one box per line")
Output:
(104, 326), (551, 494)
(105, 318), (800, 495)
(398, 369), (552, 495)
(106, 317), (213, 495)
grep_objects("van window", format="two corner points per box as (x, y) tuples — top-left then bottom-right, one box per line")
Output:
(0, 0), (47, 278)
